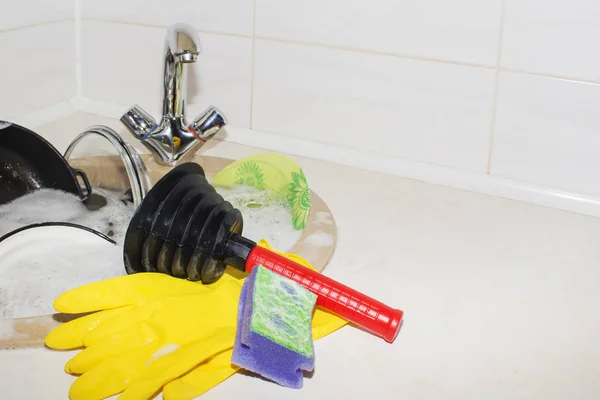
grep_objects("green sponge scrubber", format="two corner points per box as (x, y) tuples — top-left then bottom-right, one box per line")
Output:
(231, 264), (318, 388)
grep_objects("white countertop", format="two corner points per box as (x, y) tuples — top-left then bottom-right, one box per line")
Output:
(2, 113), (600, 399)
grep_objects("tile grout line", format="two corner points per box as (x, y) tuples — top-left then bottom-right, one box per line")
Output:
(74, 0), (82, 98)
(77, 17), (600, 86)
(499, 67), (600, 85)
(83, 17), (253, 40)
(486, 0), (507, 175)
(254, 35), (498, 71)
(236, 125), (476, 173)
(82, 17), (495, 71)
(0, 18), (71, 34)
(248, 0), (257, 129)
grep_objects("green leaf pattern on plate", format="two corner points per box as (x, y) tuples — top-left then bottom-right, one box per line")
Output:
(287, 169), (310, 230)
(234, 161), (266, 189)
(251, 265), (317, 357)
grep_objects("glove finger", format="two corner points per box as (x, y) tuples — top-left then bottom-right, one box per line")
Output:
(119, 328), (236, 400)
(53, 273), (201, 314)
(312, 308), (348, 340)
(66, 321), (159, 374)
(68, 343), (158, 400)
(163, 349), (239, 400)
(45, 306), (133, 349)
(160, 311), (346, 400)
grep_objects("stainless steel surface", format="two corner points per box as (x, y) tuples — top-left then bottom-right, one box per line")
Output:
(189, 106), (226, 141)
(121, 105), (156, 139)
(120, 23), (227, 166)
(64, 125), (151, 208)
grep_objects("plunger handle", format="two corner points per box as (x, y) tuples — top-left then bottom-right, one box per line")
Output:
(245, 246), (403, 343)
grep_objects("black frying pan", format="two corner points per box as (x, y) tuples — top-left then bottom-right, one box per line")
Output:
(0, 121), (92, 206)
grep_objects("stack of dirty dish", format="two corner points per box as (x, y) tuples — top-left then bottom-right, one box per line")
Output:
(0, 122), (137, 320)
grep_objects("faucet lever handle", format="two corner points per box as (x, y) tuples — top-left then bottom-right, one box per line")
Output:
(189, 106), (227, 142)
(121, 105), (157, 139)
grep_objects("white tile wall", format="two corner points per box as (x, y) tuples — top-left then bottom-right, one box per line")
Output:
(0, 1), (599, 214)
(252, 40), (497, 172)
(255, 0), (503, 66)
(502, 0), (600, 81)
(491, 72), (600, 196)
(0, 22), (75, 120)
(0, 1), (73, 31)
(82, 0), (253, 36)
(82, 21), (253, 127)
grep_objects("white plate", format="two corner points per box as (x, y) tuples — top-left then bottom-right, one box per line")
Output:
(0, 222), (116, 245)
(0, 223), (125, 319)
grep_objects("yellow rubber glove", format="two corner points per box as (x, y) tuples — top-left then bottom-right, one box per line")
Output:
(45, 240), (347, 400)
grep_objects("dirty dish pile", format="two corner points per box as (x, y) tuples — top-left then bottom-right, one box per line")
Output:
(0, 188), (135, 245)
(0, 189), (135, 319)
(0, 121), (137, 319)
(0, 121), (320, 329)
(0, 135), (312, 321)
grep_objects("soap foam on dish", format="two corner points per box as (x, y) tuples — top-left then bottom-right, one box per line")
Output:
(0, 188), (134, 318)
(0, 188), (134, 246)
(0, 319), (25, 340)
(303, 230), (334, 247)
(214, 184), (302, 252)
(0, 224), (125, 319)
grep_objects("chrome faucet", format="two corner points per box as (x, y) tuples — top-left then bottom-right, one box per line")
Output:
(120, 23), (227, 166)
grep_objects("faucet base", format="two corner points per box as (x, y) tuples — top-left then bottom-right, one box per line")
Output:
(122, 105), (227, 167)
(119, 24), (227, 167)
(138, 117), (199, 167)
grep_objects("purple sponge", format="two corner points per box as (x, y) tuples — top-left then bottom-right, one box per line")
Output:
(231, 264), (317, 388)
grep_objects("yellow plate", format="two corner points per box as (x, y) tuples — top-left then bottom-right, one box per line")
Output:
(210, 152), (311, 230)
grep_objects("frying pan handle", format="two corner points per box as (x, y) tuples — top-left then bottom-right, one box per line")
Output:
(72, 168), (92, 201)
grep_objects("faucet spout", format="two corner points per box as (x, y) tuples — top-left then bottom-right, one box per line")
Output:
(163, 23), (201, 119)
(120, 23), (227, 167)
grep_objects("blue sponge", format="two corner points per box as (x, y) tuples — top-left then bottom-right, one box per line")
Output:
(231, 264), (317, 388)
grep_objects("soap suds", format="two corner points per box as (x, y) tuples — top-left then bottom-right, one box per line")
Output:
(314, 211), (333, 226)
(303, 231), (334, 247)
(0, 188), (134, 319)
(0, 226), (126, 319)
(214, 184), (302, 252)
(0, 319), (23, 340)
(0, 188), (134, 246)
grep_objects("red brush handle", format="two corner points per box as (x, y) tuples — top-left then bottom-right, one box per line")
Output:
(246, 246), (403, 343)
